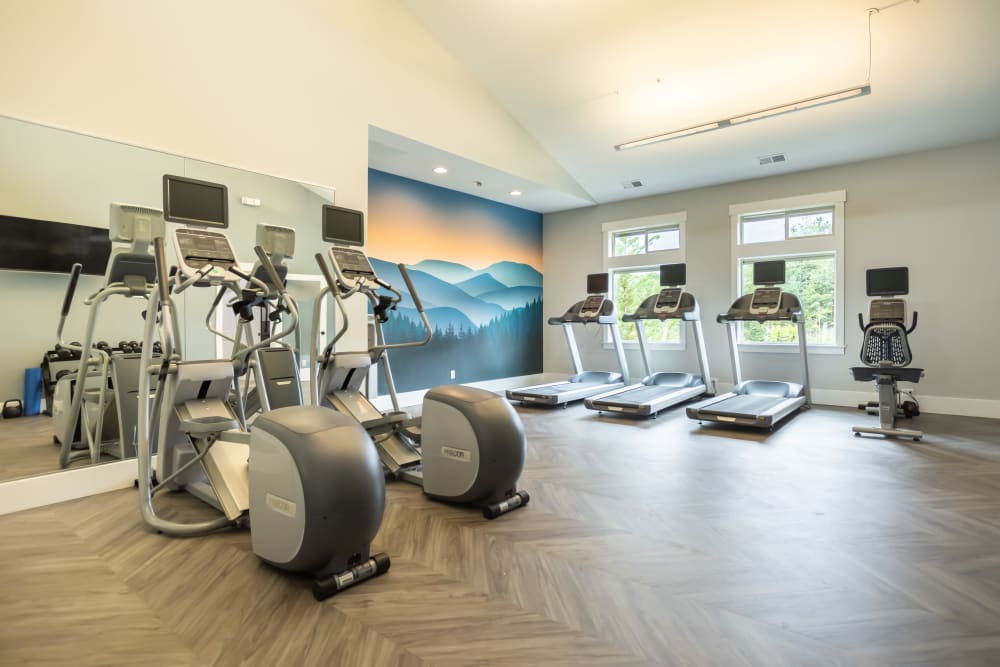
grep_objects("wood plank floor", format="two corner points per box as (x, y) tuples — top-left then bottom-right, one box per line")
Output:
(0, 414), (117, 482)
(2, 403), (1000, 665)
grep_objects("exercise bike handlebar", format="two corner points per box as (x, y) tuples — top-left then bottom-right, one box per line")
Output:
(857, 310), (918, 334)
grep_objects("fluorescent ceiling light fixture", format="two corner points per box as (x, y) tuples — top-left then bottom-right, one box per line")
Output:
(433, 166), (448, 174)
(615, 84), (871, 151)
(509, 189), (522, 196)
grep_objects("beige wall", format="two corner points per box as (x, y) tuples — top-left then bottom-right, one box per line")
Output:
(544, 139), (1000, 413)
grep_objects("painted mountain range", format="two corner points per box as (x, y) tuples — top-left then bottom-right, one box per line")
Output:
(370, 257), (542, 332)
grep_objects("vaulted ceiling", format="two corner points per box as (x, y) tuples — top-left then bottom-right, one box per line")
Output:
(371, 0), (1000, 212)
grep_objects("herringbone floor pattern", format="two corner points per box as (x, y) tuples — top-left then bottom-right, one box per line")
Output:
(2, 404), (999, 665)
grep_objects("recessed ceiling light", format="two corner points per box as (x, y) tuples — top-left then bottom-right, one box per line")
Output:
(510, 190), (522, 196)
(433, 166), (448, 174)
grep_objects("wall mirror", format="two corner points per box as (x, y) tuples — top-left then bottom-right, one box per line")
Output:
(0, 114), (337, 484)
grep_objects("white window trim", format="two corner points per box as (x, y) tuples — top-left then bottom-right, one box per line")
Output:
(602, 212), (687, 351)
(730, 191), (846, 354)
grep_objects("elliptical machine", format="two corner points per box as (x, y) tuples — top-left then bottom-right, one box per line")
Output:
(54, 203), (165, 467)
(207, 223), (303, 417)
(136, 175), (389, 599)
(311, 204), (529, 519)
(850, 266), (924, 441)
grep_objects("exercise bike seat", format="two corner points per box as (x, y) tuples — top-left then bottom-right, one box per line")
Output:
(178, 416), (239, 437)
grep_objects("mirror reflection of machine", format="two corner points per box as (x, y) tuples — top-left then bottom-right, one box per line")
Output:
(52, 203), (166, 468)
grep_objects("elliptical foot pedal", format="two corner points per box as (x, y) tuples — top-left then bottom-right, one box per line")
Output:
(312, 552), (391, 600)
(483, 491), (530, 520)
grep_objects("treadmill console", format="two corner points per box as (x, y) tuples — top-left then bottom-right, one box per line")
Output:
(654, 288), (684, 314)
(869, 298), (906, 323)
(749, 287), (782, 316)
(329, 246), (377, 287)
(578, 295), (607, 319)
(172, 227), (240, 285)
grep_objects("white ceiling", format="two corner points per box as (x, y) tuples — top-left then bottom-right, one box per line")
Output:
(376, 0), (1000, 213)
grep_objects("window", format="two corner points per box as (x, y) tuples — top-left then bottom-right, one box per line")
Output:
(602, 212), (686, 346)
(730, 191), (845, 350)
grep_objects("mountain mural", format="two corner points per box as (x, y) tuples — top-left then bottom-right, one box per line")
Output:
(370, 258), (505, 326)
(478, 286), (543, 310)
(367, 255), (544, 395)
(473, 261), (542, 288)
(456, 273), (507, 297)
(410, 259), (476, 284)
(368, 168), (543, 394)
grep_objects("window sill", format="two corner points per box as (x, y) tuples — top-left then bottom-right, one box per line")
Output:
(603, 341), (686, 352)
(737, 343), (845, 355)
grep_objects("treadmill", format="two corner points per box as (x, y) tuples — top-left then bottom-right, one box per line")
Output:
(506, 272), (628, 407)
(585, 263), (714, 418)
(687, 259), (811, 429)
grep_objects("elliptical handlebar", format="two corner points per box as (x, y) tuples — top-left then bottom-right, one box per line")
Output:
(907, 311), (918, 335)
(57, 263), (83, 343)
(398, 263), (423, 312)
(153, 237), (170, 304)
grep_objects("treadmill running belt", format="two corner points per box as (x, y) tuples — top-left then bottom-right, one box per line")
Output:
(517, 381), (576, 395)
(596, 385), (679, 406)
(700, 394), (785, 419)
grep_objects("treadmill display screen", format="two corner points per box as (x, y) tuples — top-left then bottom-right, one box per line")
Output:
(655, 288), (682, 310)
(579, 295), (606, 316)
(753, 260), (785, 286)
(866, 266), (908, 296)
(587, 272), (609, 294)
(659, 263), (686, 287)
(751, 287), (782, 310)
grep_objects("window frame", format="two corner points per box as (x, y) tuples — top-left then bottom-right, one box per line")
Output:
(730, 191), (846, 354)
(601, 212), (687, 350)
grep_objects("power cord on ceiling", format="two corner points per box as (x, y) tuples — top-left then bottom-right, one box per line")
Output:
(866, 0), (921, 84)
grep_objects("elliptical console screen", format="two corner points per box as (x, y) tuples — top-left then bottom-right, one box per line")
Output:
(163, 175), (228, 228)
(322, 205), (365, 246)
(659, 263), (686, 287)
(331, 247), (375, 280)
(866, 266), (908, 297)
(753, 260), (785, 286)
(654, 288), (683, 313)
(174, 228), (237, 271)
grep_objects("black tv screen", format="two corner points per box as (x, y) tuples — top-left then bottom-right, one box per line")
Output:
(163, 174), (228, 228)
(0, 214), (110, 275)
(586, 272), (609, 294)
(322, 205), (365, 246)
(867, 266), (908, 296)
(659, 263), (686, 287)
(753, 260), (785, 286)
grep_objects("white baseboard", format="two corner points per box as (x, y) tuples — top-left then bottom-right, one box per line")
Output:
(0, 457), (140, 516)
(371, 373), (562, 411)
